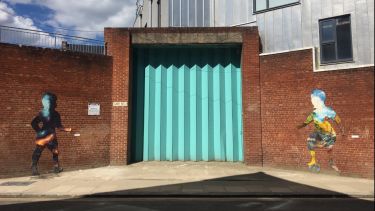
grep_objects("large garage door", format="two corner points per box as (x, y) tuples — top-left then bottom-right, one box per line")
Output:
(131, 45), (243, 162)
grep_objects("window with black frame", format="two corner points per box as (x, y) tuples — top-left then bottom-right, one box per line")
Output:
(319, 15), (353, 64)
(254, 0), (300, 13)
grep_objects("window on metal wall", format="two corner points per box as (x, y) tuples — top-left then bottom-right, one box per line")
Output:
(169, 0), (210, 27)
(254, 0), (300, 13)
(319, 15), (353, 64)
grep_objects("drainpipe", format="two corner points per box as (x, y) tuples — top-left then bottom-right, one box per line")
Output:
(157, 0), (161, 27)
(149, 0), (153, 27)
(139, 0), (144, 28)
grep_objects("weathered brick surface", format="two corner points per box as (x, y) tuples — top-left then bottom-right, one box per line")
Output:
(242, 31), (262, 166)
(260, 49), (374, 178)
(2, 27), (373, 179)
(105, 29), (131, 165)
(0, 43), (113, 178)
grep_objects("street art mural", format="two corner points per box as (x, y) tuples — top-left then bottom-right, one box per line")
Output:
(298, 89), (343, 173)
(31, 92), (72, 176)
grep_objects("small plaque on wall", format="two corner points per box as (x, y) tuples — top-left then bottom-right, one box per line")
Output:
(88, 103), (100, 115)
(113, 102), (128, 107)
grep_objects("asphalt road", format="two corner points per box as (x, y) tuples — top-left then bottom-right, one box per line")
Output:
(0, 197), (374, 211)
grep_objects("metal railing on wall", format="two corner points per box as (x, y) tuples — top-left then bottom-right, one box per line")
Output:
(0, 25), (106, 55)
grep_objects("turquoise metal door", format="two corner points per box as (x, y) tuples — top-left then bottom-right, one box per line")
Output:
(131, 45), (243, 162)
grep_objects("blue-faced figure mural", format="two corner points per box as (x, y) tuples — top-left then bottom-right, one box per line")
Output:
(297, 89), (344, 173)
(31, 92), (72, 176)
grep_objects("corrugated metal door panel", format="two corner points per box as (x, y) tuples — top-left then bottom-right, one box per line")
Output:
(142, 64), (242, 161)
(131, 45), (243, 162)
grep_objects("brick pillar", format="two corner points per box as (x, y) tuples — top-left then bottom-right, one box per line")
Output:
(105, 29), (131, 165)
(241, 29), (262, 166)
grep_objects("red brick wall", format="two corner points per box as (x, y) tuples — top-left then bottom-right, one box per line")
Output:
(105, 29), (131, 165)
(2, 30), (372, 179)
(0, 43), (113, 178)
(260, 49), (374, 178)
(104, 27), (261, 165)
(242, 31), (262, 165)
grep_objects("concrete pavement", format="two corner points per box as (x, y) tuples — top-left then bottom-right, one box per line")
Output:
(0, 162), (373, 199)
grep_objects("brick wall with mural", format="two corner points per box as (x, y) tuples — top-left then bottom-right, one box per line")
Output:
(1, 32), (373, 179)
(0, 43), (113, 178)
(260, 49), (374, 178)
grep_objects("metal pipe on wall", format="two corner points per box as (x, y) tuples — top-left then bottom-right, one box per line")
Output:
(157, 0), (161, 27)
(149, 0), (153, 27)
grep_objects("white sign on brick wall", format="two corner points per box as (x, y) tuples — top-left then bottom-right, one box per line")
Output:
(88, 103), (100, 115)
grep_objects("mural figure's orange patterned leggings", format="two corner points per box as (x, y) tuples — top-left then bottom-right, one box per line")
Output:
(32, 134), (59, 167)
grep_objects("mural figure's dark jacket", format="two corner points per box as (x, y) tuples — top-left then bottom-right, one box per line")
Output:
(31, 111), (63, 139)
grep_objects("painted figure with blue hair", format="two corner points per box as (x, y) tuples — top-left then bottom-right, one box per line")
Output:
(31, 92), (72, 176)
(297, 89), (344, 173)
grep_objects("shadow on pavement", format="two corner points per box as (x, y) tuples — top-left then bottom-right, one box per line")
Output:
(89, 172), (360, 197)
(0, 172), (373, 211)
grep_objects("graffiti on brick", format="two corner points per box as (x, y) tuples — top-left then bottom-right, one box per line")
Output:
(297, 89), (344, 173)
(30, 92), (72, 176)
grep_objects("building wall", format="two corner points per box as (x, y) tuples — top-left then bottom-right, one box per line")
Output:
(1, 28), (373, 179)
(104, 27), (262, 166)
(254, 0), (374, 71)
(136, 0), (170, 27)
(104, 27), (374, 178)
(214, 0), (374, 70)
(260, 49), (374, 178)
(137, 0), (374, 71)
(104, 29), (131, 165)
(0, 43), (113, 178)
